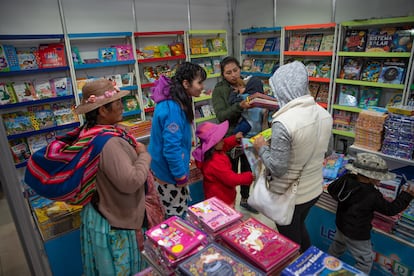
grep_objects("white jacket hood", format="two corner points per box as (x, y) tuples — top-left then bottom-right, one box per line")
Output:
(269, 61), (309, 107)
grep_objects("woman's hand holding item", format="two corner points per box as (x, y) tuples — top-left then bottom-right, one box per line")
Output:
(253, 135), (267, 152)
(235, 132), (244, 142)
(135, 142), (147, 154)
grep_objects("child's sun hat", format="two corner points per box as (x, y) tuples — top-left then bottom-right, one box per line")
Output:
(192, 120), (229, 162)
(74, 79), (129, 114)
(345, 152), (396, 181)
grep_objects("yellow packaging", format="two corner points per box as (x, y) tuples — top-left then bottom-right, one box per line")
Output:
(249, 128), (272, 143)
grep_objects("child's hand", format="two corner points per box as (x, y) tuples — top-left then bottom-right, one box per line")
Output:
(235, 132), (244, 141)
(240, 99), (251, 109)
(253, 135), (267, 151)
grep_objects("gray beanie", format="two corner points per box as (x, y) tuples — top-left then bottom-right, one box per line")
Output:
(269, 61), (309, 107)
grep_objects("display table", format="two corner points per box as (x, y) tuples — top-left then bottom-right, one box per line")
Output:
(306, 204), (414, 276)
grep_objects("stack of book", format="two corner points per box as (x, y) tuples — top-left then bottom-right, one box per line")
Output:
(145, 216), (208, 271)
(219, 217), (300, 274)
(187, 197), (243, 240)
(354, 110), (387, 151)
(393, 200), (414, 243)
(281, 246), (365, 275)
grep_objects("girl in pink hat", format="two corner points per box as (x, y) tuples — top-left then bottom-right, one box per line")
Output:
(192, 120), (254, 207)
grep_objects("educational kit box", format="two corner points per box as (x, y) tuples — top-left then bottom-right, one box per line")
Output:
(177, 242), (266, 276)
(281, 246), (365, 275)
(219, 217), (300, 274)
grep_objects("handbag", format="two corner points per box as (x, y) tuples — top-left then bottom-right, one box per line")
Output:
(248, 168), (298, 225)
(248, 108), (321, 225)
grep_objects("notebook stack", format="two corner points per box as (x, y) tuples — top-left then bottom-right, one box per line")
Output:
(145, 216), (208, 271)
(177, 243), (265, 276)
(187, 197), (243, 240)
(219, 217), (300, 275)
(281, 246), (365, 275)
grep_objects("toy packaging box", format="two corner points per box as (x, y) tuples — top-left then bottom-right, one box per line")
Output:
(219, 217), (300, 274)
(281, 246), (366, 275)
(187, 196), (243, 237)
(177, 242), (266, 276)
(145, 216), (208, 260)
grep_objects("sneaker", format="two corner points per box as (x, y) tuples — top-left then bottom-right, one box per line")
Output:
(240, 201), (259, 214)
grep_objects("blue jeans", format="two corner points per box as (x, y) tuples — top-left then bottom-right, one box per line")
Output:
(328, 228), (374, 274)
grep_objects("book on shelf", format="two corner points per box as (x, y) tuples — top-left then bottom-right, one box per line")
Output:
(309, 82), (321, 98)
(98, 47), (117, 62)
(339, 58), (363, 80)
(51, 101), (79, 126)
(358, 86), (380, 109)
(246, 92), (279, 110)
(177, 243), (265, 276)
(145, 216), (207, 260)
(315, 60), (331, 78)
(262, 37), (279, 52)
(12, 81), (37, 102)
(0, 82), (17, 105)
(316, 83), (329, 104)
(377, 59), (407, 84)
(319, 34), (335, 51)
(28, 104), (56, 130)
(9, 138), (31, 165)
(16, 47), (39, 70)
(244, 37), (257, 51)
(304, 60), (318, 77)
(2, 111), (35, 135)
(37, 43), (67, 68)
(27, 131), (56, 154)
(187, 196), (243, 234)
(303, 34), (323, 51)
(252, 38), (267, 52)
(365, 28), (395, 52)
(35, 79), (55, 99)
(122, 95), (140, 112)
(251, 59), (264, 72)
(220, 217), (300, 273)
(360, 60), (382, 82)
(104, 74), (123, 88)
(262, 60), (277, 74)
(281, 246), (365, 275)
(390, 28), (413, 52)
(288, 34), (306, 51)
(338, 84), (359, 106)
(342, 29), (368, 52)
(50, 77), (72, 97)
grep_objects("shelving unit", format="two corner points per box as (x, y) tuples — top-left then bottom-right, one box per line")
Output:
(283, 23), (338, 109)
(239, 26), (282, 89)
(186, 29), (228, 132)
(67, 32), (143, 121)
(134, 30), (187, 119)
(331, 16), (414, 157)
(0, 34), (83, 276)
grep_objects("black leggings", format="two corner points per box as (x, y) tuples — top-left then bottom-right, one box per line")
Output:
(230, 152), (252, 199)
(276, 196), (320, 253)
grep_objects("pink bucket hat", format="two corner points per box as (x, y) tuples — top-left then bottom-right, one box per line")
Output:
(192, 120), (229, 162)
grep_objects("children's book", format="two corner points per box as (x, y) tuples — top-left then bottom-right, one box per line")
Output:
(281, 246), (365, 276)
(319, 34), (335, 51)
(188, 197), (243, 234)
(12, 81), (37, 102)
(315, 60), (331, 78)
(358, 86), (380, 109)
(104, 74), (122, 87)
(391, 28), (413, 52)
(28, 104), (56, 130)
(2, 111), (35, 135)
(316, 83), (329, 104)
(0, 82), (16, 104)
(98, 47), (117, 62)
(35, 79), (55, 99)
(262, 60), (276, 74)
(252, 38), (267, 52)
(52, 101), (78, 126)
(27, 132), (55, 154)
(50, 77), (71, 96)
(342, 29), (368, 52)
(262, 37), (279, 52)
(377, 59), (406, 84)
(146, 216), (207, 259)
(360, 60), (382, 82)
(246, 92), (279, 110)
(112, 44), (133, 61)
(338, 84), (359, 106)
(16, 47), (39, 70)
(37, 43), (67, 68)
(304, 60), (318, 77)
(0, 44), (11, 72)
(251, 59), (264, 72)
(244, 38), (257, 51)
(219, 217), (300, 273)
(271, 37), (281, 52)
(121, 73), (134, 86)
(340, 58), (363, 80)
(9, 138), (31, 164)
(303, 34), (323, 51)
(288, 34), (306, 51)
(308, 82), (321, 98)
(122, 95), (140, 112)
(177, 243), (266, 276)
(365, 28), (395, 52)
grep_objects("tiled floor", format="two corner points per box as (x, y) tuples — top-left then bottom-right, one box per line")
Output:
(0, 192), (31, 276)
